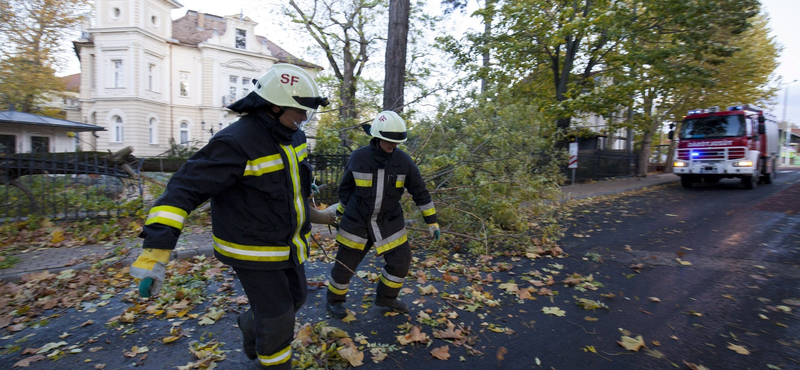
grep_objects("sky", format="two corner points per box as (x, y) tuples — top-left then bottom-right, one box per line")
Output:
(58, 0), (800, 128)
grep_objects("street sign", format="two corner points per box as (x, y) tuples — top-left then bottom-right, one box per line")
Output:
(568, 142), (578, 169)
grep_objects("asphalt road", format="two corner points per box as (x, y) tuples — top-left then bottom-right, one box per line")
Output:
(1, 169), (799, 370)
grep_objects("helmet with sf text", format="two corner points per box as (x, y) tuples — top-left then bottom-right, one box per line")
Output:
(370, 111), (407, 143)
(252, 64), (329, 113)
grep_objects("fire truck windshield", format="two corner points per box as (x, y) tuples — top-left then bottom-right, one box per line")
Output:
(679, 115), (745, 139)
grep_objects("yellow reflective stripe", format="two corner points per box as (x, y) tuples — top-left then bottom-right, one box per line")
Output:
(380, 275), (404, 289)
(328, 283), (348, 295)
(213, 235), (290, 262)
(145, 205), (188, 230)
(243, 154), (284, 176)
(258, 345), (291, 366)
(396, 174), (406, 188)
(337, 203), (345, 213)
(355, 179), (372, 187)
(375, 232), (407, 255)
(294, 143), (308, 162)
(336, 233), (366, 251)
(419, 202), (436, 217)
(281, 144), (307, 264)
(353, 172), (372, 187)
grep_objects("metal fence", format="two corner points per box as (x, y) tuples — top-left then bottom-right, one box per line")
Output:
(571, 149), (639, 182)
(308, 154), (350, 205)
(0, 152), (144, 223)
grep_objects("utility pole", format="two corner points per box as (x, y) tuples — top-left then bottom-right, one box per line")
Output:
(782, 80), (797, 165)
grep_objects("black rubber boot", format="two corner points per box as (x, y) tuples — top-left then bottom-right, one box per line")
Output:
(237, 310), (257, 360)
(375, 298), (409, 313)
(326, 301), (348, 319)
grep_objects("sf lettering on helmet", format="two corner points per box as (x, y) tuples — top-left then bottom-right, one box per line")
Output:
(280, 74), (301, 86)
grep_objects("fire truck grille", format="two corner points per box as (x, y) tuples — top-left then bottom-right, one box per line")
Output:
(677, 147), (746, 161)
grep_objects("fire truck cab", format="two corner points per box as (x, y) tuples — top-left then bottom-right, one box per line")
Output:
(672, 105), (779, 189)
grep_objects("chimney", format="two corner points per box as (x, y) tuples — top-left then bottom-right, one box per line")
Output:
(197, 12), (205, 30)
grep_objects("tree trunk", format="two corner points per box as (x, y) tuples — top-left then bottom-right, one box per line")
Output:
(480, 0), (494, 95)
(383, 0), (410, 112)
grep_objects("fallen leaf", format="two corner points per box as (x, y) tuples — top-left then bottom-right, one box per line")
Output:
(337, 345), (364, 366)
(648, 297), (660, 303)
(676, 258), (692, 266)
(542, 307), (566, 316)
(12, 354), (46, 368)
(727, 343), (750, 355)
(496, 346), (508, 364)
(397, 326), (430, 345)
(342, 310), (357, 323)
(683, 361), (710, 370)
(431, 345), (450, 360)
(418, 285), (439, 296)
(618, 335), (646, 351)
(370, 348), (387, 363)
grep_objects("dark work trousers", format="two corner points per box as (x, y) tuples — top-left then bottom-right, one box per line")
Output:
(327, 240), (412, 304)
(234, 264), (307, 369)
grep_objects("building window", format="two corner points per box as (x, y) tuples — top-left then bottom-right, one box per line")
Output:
(242, 77), (250, 97)
(149, 118), (157, 144)
(180, 72), (189, 97)
(235, 29), (246, 49)
(0, 135), (16, 155)
(112, 115), (124, 142)
(31, 136), (49, 153)
(180, 122), (189, 144)
(147, 64), (155, 91)
(229, 75), (238, 102)
(113, 60), (124, 88)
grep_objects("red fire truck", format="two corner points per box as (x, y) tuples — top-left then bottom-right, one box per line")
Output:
(671, 105), (779, 189)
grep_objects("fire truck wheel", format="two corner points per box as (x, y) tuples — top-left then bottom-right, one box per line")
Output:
(742, 172), (759, 190)
(680, 175), (693, 189)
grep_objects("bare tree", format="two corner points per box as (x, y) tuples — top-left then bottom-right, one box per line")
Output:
(286, 0), (384, 122)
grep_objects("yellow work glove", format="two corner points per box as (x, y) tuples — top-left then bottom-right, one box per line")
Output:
(428, 223), (440, 241)
(130, 248), (171, 298)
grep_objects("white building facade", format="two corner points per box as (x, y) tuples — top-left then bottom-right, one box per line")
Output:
(67, 0), (322, 157)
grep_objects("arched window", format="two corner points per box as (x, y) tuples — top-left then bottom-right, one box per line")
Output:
(149, 118), (157, 144)
(113, 116), (124, 142)
(180, 122), (189, 144)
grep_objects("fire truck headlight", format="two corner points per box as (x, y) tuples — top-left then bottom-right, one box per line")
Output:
(673, 161), (687, 167)
(733, 160), (753, 167)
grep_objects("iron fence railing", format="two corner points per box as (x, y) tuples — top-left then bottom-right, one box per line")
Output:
(0, 152), (144, 223)
(570, 149), (639, 182)
(308, 154), (349, 205)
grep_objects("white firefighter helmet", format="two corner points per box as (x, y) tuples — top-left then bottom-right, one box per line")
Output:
(252, 64), (328, 113)
(370, 111), (407, 143)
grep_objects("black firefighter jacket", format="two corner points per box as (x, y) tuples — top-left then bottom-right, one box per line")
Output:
(335, 139), (437, 255)
(140, 110), (313, 270)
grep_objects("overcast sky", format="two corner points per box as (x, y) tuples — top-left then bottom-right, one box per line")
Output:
(59, 0), (800, 127)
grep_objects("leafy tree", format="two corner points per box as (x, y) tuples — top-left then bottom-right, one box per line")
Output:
(0, 0), (89, 113)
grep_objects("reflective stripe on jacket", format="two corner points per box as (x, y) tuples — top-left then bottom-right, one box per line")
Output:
(336, 139), (436, 255)
(141, 113), (312, 270)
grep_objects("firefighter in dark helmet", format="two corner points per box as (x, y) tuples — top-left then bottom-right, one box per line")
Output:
(130, 63), (336, 369)
(326, 110), (440, 318)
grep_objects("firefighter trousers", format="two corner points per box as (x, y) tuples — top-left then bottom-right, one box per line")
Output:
(234, 265), (307, 369)
(327, 240), (412, 305)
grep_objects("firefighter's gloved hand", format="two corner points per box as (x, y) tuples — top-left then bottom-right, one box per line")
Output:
(130, 248), (171, 298)
(428, 223), (440, 241)
(309, 203), (339, 225)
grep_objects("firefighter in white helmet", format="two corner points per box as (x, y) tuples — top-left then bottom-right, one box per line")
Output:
(130, 63), (336, 369)
(326, 110), (440, 318)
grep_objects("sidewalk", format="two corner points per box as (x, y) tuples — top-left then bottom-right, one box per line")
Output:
(0, 173), (684, 282)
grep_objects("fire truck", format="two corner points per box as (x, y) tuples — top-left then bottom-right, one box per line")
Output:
(671, 105), (779, 189)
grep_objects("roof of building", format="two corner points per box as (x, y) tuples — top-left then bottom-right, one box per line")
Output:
(0, 110), (104, 131)
(61, 74), (81, 92)
(172, 10), (322, 70)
